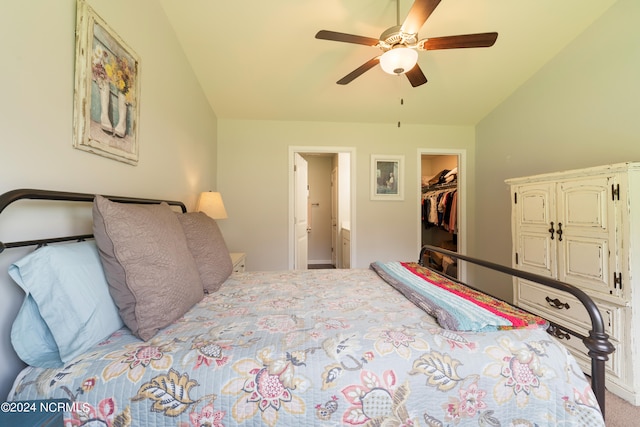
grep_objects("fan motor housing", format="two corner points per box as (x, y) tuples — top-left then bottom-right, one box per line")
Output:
(379, 25), (418, 50)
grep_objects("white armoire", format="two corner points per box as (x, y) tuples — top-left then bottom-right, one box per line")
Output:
(506, 162), (640, 405)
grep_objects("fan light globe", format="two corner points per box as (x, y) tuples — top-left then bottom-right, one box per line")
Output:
(379, 47), (418, 75)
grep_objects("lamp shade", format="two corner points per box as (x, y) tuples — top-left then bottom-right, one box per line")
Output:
(379, 47), (418, 75)
(196, 191), (228, 219)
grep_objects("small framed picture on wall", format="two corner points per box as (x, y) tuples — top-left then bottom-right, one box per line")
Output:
(371, 154), (404, 200)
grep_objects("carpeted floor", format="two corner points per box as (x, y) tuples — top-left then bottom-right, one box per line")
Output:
(604, 388), (640, 426)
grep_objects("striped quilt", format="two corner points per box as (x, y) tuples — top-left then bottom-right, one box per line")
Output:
(371, 261), (548, 332)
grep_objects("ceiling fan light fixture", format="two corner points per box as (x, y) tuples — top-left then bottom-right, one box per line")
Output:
(379, 47), (418, 75)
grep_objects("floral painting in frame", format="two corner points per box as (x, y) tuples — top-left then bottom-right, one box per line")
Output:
(371, 154), (404, 200)
(73, 0), (140, 165)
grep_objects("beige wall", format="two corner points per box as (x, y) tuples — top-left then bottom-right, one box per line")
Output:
(216, 119), (476, 271)
(474, 0), (640, 301)
(0, 0), (218, 398)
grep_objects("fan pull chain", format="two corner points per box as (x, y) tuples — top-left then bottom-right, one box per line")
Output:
(398, 97), (404, 128)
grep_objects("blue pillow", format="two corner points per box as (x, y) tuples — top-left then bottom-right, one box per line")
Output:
(10, 240), (123, 368)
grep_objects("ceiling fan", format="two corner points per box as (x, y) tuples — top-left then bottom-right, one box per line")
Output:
(315, 0), (498, 87)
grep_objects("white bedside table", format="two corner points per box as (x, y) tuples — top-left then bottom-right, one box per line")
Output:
(230, 252), (246, 273)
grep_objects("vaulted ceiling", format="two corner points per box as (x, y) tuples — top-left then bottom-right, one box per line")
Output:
(158, 0), (617, 126)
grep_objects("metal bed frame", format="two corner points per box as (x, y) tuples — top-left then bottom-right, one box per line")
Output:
(0, 189), (615, 417)
(0, 188), (186, 254)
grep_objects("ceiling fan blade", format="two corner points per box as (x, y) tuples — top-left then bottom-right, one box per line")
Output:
(401, 0), (441, 35)
(315, 30), (379, 47)
(405, 64), (428, 87)
(421, 32), (498, 50)
(337, 57), (381, 85)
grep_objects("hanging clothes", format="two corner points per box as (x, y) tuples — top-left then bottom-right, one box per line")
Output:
(422, 185), (457, 232)
(448, 191), (457, 234)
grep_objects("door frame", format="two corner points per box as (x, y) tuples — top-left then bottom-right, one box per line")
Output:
(417, 148), (467, 282)
(293, 153), (309, 269)
(288, 146), (356, 270)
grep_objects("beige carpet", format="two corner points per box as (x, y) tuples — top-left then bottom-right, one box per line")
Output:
(604, 389), (640, 426)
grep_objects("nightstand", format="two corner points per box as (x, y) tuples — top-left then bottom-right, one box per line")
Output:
(230, 252), (246, 273)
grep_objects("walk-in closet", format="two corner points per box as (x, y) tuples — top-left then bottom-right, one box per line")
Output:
(421, 154), (458, 278)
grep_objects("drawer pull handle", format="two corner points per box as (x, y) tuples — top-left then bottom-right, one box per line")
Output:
(548, 325), (571, 340)
(545, 296), (570, 310)
(548, 221), (555, 240)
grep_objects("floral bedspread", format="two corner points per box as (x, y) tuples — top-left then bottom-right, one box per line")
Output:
(9, 268), (605, 426)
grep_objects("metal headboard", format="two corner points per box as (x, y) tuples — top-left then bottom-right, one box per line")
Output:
(0, 188), (187, 253)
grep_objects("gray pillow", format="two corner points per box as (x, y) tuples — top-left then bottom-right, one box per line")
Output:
(92, 195), (204, 340)
(176, 212), (233, 293)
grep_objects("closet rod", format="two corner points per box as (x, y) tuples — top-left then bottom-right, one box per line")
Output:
(422, 182), (457, 192)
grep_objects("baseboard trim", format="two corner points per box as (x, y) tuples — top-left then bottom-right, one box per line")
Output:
(308, 260), (333, 265)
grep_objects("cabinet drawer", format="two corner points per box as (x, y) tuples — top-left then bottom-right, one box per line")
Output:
(516, 279), (621, 341)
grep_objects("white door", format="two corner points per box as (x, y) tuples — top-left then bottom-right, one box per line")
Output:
(331, 166), (338, 267)
(294, 153), (309, 270)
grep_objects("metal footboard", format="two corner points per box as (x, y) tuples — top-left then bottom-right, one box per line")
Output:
(419, 244), (615, 417)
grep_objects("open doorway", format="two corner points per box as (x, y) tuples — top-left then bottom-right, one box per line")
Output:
(418, 148), (467, 281)
(289, 147), (354, 270)
(304, 153), (334, 268)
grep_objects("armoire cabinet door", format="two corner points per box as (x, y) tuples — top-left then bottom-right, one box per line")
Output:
(513, 176), (620, 298)
(556, 176), (619, 297)
(512, 183), (556, 278)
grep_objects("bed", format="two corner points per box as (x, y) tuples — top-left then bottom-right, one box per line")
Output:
(0, 189), (614, 426)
